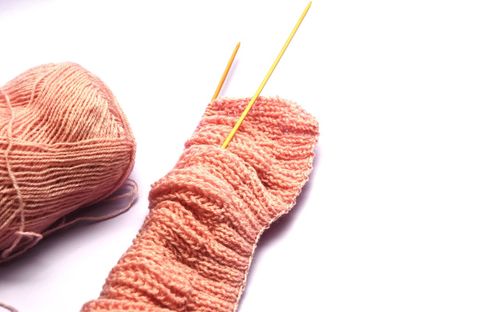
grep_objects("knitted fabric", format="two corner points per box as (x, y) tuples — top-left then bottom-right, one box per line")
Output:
(82, 97), (319, 312)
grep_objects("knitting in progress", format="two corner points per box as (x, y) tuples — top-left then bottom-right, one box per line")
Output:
(83, 97), (318, 312)
(0, 63), (136, 263)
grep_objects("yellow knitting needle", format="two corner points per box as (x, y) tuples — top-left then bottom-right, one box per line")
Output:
(221, 1), (312, 149)
(212, 42), (241, 101)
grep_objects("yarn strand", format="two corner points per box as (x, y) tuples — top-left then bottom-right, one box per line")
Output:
(42, 179), (138, 237)
(0, 301), (18, 312)
(0, 88), (29, 259)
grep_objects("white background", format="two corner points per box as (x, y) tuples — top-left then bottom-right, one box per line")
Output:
(1, 0), (500, 311)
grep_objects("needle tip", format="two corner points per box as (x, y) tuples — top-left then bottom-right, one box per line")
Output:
(221, 2), (311, 148)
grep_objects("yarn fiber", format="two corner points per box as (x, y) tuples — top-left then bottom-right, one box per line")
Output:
(0, 63), (135, 262)
(83, 97), (318, 312)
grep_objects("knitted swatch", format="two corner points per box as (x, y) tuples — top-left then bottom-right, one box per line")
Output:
(83, 97), (318, 312)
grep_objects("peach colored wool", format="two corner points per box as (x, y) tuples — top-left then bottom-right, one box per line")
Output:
(0, 63), (135, 263)
(83, 97), (318, 312)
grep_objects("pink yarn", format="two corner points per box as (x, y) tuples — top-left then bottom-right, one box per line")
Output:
(83, 97), (318, 312)
(0, 63), (136, 262)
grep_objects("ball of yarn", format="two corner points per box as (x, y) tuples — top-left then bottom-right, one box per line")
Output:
(0, 63), (136, 262)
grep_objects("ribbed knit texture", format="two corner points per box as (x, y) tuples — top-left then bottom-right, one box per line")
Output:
(82, 97), (319, 312)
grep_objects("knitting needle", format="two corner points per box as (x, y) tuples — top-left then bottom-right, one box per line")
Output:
(212, 42), (241, 101)
(221, 1), (312, 149)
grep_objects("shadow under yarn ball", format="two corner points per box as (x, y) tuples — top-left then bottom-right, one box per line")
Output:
(0, 63), (136, 262)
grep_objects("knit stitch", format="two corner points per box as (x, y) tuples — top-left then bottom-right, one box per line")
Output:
(83, 97), (319, 312)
